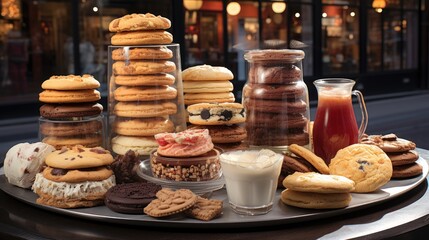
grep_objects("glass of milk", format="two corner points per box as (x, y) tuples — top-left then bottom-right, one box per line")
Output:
(219, 149), (283, 215)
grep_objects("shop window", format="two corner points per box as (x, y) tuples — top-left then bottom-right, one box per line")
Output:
(321, 5), (359, 75)
(367, 10), (382, 71)
(402, 11), (418, 69)
(184, 0), (224, 68)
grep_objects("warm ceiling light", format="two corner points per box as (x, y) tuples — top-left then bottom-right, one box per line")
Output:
(372, 0), (386, 13)
(227, 2), (241, 16)
(183, 0), (203, 11)
(272, 2), (286, 14)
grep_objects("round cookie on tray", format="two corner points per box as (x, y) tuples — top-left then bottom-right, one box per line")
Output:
(40, 103), (103, 119)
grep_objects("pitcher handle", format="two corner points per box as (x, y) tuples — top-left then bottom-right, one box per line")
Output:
(352, 90), (368, 140)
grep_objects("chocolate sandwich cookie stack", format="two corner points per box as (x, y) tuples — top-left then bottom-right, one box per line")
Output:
(187, 102), (247, 151)
(38, 74), (104, 149)
(361, 134), (422, 179)
(108, 13), (187, 156)
(243, 49), (310, 149)
(182, 64), (235, 106)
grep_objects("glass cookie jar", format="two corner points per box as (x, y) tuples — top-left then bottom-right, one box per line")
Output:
(243, 49), (310, 151)
(107, 44), (187, 156)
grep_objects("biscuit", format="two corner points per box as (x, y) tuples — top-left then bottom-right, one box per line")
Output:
(112, 60), (176, 75)
(111, 30), (173, 45)
(114, 86), (177, 102)
(114, 118), (174, 137)
(111, 135), (158, 156)
(112, 47), (173, 61)
(360, 134), (416, 153)
(282, 172), (355, 193)
(182, 64), (233, 81)
(392, 162), (423, 179)
(109, 13), (171, 32)
(105, 182), (162, 214)
(42, 135), (103, 149)
(113, 73), (175, 86)
(329, 144), (393, 193)
(185, 197), (223, 221)
(288, 144), (330, 174)
(243, 83), (305, 100)
(144, 188), (198, 217)
(187, 102), (245, 125)
(184, 92), (235, 105)
(40, 119), (102, 137)
(41, 74), (100, 90)
(244, 98), (307, 114)
(388, 150), (419, 166)
(249, 65), (302, 84)
(39, 89), (101, 103)
(189, 124), (247, 143)
(39, 103), (103, 119)
(183, 80), (233, 93)
(281, 189), (352, 209)
(42, 166), (113, 183)
(246, 112), (308, 129)
(44, 145), (114, 169)
(114, 101), (177, 118)
(110, 149), (144, 183)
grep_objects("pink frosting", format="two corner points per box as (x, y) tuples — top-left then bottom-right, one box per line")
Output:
(155, 129), (214, 157)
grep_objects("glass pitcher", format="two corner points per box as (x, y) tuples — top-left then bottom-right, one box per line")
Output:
(313, 78), (368, 164)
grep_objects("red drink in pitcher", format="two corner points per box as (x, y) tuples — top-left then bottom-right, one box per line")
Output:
(313, 79), (368, 164)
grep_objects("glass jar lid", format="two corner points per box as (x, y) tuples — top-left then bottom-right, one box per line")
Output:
(244, 49), (305, 62)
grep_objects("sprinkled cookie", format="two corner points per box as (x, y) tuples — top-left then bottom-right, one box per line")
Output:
(329, 144), (392, 193)
(144, 188), (197, 217)
(185, 197), (223, 221)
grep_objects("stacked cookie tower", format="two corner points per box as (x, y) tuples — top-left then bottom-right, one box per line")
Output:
(108, 13), (186, 156)
(361, 134), (422, 179)
(38, 75), (104, 149)
(182, 65), (247, 149)
(243, 49), (310, 148)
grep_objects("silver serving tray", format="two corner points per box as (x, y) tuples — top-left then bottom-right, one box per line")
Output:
(0, 157), (427, 229)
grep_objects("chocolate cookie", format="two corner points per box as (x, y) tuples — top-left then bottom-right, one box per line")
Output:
(360, 134), (416, 153)
(111, 150), (144, 184)
(246, 127), (309, 146)
(243, 83), (305, 100)
(392, 162), (423, 179)
(105, 182), (162, 214)
(244, 98), (307, 114)
(248, 64), (302, 84)
(388, 150), (419, 166)
(40, 103), (103, 119)
(246, 111), (308, 129)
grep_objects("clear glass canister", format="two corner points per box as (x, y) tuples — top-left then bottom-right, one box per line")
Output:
(243, 49), (310, 151)
(107, 44), (187, 156)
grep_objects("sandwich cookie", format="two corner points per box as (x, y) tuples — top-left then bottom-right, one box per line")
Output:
(189, 124), (247, 144)
(109, 13), (171, 32)
(183, 80), (233, 93)
(187, 102), (245, 125)
(281, 189), (352, 209)
(105, 182), (162, 214)
(114, 86), (177, 102)
(39, 103), (103, 119)
(112, 60), (176, 75)
(113, 73), (175, 86)
(114, 101), (177, 118)
(39, 89), (101, 103)
(44, 145), (114, 169)
(111, 135), (158, 156)
(111, 47), (173, 60)
(40, 119), (102, 137)
(111, 30), (173, 45)
(184, 92), (235, 105)
(42, 166), (113, 183)
(114, 118), (175, 137)
(282, 172), (355, 193)
(41, 74), (100, 90)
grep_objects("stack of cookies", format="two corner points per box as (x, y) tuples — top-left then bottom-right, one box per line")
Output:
(182, 64), (235, 106)
(38, 74), (104, 149)
(108, 13), (186, 156)
(187, 102), (247, 150)
(243, 49), (310, 148)
(361, 134), (422, 179)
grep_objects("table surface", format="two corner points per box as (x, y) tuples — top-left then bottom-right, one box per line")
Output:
(1, 151), (429, 240)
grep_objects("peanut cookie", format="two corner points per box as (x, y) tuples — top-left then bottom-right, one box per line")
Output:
(281, 189), (351, 209)
(360, 134), (416, 153)
(114, 86), (177, 102)
(112, 60), (176, 75)
(111, 30), (173, 45)
(282, 172), (355, 193)
(44, 145), (114, 169)
(288, 144), (329, 174)
(41, 74), (100, 90)
(329, 144), (392, 193)
(144, 188), (197, 217)
(39, 89), (101, 103)
(109, 13), (171, 32)
(185, 197), (223, 221)
(111, 47), (173, 60)
(113, 73), (175, 86)
(114, 101), (177, 118)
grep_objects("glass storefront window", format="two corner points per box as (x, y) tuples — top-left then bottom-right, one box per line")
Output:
(403, 11), (418, 69)
(367, 10), (382, 71)
(183, 0), (224, 68)
(321, 5), (359, 75)
(383, 10), (401, 70)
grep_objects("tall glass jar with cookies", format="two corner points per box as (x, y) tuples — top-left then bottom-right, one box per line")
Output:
(243, 49), (310, 151)
(107, 13), (187, 157)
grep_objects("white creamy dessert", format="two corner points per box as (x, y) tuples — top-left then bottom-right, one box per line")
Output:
(219, 149), (283, 215)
